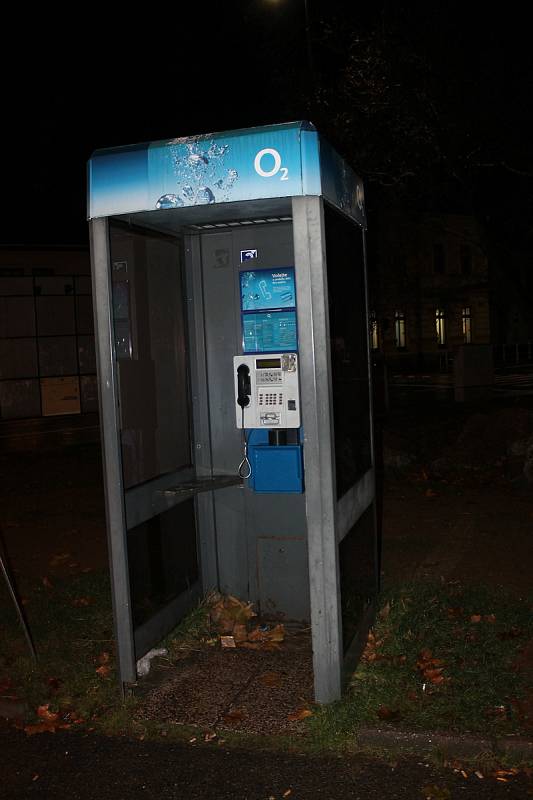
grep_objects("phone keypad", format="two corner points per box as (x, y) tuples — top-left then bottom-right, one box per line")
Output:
(258, 393), (283, 406)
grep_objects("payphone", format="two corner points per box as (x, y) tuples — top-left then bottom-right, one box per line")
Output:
(233, 353), (300, 429)
(234, 262), (303, 492)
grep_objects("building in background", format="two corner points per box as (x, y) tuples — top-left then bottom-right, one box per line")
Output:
(0, 246), (97, 420)
(368, 212), (490, 373)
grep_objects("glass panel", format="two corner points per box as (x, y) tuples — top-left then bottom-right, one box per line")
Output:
(324, 204), (372, 498)
(127, 499), (199, 628)
(394, 311), (406, 348)
(34, 276), (75, 295)
(0, 297), (35, 337)
(0, 277), (33, 296)
(339, 504), (377, 653)
(36, 296), (76, 335)
(435, 308), (446, 346)
(0, 379), (41, 419)
(462, 307), (472, 343)
(38, 337), (78, 376)
(0, 338), (38, 378)
(110, 226), (192, 489)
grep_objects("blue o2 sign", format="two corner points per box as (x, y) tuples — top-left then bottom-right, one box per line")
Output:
(89, 123), (323, 219)
(253, 148), (289, 181)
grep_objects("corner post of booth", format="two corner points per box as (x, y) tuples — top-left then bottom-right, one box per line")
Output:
(293, 196), (343, 702)
(89, 217), (137, 688)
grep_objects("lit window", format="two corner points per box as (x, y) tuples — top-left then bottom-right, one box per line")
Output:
(394, 310), (406, 348)
(435, 308), (446, 346)
(369, 311), (379, 350)
(462, 307), (472, 343)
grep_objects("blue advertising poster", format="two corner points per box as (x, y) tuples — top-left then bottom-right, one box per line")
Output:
(242, 310), (298, 353)
(240, 267), (296, 312)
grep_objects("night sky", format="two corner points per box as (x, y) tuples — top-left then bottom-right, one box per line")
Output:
(3, 2), (532, 250)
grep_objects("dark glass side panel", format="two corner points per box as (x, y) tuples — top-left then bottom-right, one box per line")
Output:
(324, 204), (372, 498)
(128, 499), (199, 629)
(339, 504), (377, 653)
(109, 225), (192, 488)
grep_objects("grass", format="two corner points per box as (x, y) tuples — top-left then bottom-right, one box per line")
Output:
(2, 572), (532, 756)
(0, 569), (123, 729)
(310, 582), (533, 750)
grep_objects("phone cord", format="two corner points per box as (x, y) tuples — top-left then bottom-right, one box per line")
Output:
(238, 405), (252, 479)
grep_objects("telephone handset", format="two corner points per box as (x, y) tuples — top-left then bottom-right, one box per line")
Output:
(236, 363), (251, 408)
(233, 353), (301, 429)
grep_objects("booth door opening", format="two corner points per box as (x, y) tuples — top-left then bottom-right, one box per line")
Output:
(109, 223), (200, 659)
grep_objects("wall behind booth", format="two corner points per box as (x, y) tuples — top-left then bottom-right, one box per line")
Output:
(0, 247), (97, 420)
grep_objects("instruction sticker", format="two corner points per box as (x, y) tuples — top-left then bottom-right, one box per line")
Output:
(240, 267), (295, 311)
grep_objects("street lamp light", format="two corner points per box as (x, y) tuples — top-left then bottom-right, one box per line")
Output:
(262, 0), (314, 104)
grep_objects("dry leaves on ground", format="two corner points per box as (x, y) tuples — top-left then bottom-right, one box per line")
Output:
(416, 649), (448, 686)
(209, 594), (285, 650)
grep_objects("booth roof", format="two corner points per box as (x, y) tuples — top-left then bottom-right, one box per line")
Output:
(87, 121), (365, 228)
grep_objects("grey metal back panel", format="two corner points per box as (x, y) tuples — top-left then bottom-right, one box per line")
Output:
(192, 222), (308, 612)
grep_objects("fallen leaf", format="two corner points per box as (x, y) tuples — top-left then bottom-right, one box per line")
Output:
(232, 623), (248, 643)
(220, 636), (236, 649)
(377, 705), (402, 721)
(283, 791), (292, 797)
(259, 671), (283, 688)
(37, 704), (60, 722)
(24, 723), (56, 736)
(484, 614), (496, 623)
(204, 730), (217, 741)
(223, 709), (245, 724)
(425, 489), (437, 497)
(97, 652), (111, 665)
(470, 614), (482, 623)
(95, 665), (111, 678)
(379, 601), (391, 619)
(49, 553), (71, 566)
(32, 775), (39, 781)
(71, 596), (94, 607)
(446, 607), (463, 619)
(287, 707), (313, 722)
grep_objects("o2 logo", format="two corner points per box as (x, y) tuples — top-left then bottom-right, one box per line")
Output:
(253, 148), (288, 181)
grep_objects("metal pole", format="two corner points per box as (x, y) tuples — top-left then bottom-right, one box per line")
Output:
(0, 535), (37, 661)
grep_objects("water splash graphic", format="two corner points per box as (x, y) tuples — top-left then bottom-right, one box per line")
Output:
(153, 138), (240, 209)
(156, 194), (184, 209)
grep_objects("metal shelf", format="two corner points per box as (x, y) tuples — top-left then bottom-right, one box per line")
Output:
(156, 474), (242, 499)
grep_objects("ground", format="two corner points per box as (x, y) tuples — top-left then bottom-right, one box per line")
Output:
(0, 401), (532, 797)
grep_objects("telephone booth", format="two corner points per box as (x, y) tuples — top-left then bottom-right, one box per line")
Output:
(88, 122), (379, 703)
